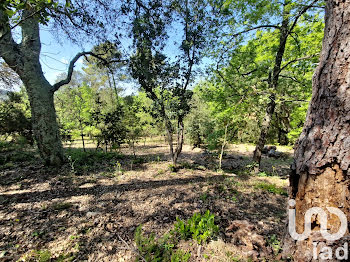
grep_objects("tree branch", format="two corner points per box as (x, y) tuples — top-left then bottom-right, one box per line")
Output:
(52, 51), (125, 92)
(288, 0), (320, 34)
(0, 9), (22, 73)
(279, 74), (308, 87)
(278, 54), (318, 74)
(230, 25), (281, 38)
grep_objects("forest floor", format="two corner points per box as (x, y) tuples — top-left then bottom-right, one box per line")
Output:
(0, 140), (293, 261)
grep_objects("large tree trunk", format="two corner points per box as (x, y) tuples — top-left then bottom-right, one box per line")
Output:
(283, 1), (350, 260)
(24, 75), (65, 166)
(0, 9), (65, 166)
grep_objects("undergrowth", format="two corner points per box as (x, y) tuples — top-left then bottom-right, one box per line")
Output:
(254, 182), (287, 196)
(135, 210), (218, 261)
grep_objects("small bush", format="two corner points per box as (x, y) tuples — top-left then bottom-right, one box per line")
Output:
(168, 164), (177, 172)
(134, 211), (219, 261)
(267, 234), (281, 255)
(173, 210), (219, 244)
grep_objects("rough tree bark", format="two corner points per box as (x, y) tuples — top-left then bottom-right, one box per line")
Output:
(283, 1), (350, 260)
(0, 9), (65, 166)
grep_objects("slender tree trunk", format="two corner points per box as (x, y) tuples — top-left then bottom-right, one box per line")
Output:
(173, 119), (185, 166)
(283, 1), (350, 260)
(132, 141), (136, 158)
(253, 94), (276, 168)
(219, 124), (228, 170)
(253, 1), (290, 169)
(165, 118), (175, 165)
(80, 132), (86, 152)
(164, 116), (185, 167)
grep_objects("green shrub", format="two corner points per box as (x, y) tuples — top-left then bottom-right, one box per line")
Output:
(134, 211), (219, 261)
(173, 210), (219, 244)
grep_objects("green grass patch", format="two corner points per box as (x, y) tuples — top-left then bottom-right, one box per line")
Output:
(134, 226), (190, 262)
(254, 182), (287, 196)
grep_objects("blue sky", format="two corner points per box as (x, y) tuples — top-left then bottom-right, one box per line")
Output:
(39, 27), (89, 85)
(38, 19), (211, 95)
(39, 27), (140, 95)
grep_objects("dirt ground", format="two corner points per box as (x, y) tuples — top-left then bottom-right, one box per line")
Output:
(0, 141), (293, 261)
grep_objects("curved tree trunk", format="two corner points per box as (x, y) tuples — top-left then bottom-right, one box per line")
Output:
(283, 1), (350, 260)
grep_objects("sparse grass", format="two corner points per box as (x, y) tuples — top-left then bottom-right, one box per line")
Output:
(200, 192), (209, 201)
(267, 234), (282, 255)
(156, 169), (166, 177)
(65, 148), (124, 172)
(134, 225), (190, 262)
(19, 249), (51, 262)
(254, 182), (288, 196)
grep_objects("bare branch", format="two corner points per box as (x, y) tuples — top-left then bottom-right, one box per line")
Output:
(52, 51), (126, 92)
(230, 25), (281, 38)
(278, 54), (318, 74)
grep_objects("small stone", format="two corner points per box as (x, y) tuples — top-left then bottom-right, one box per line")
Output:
(106, 223), (114, 231)
(86, 212), (99, 218)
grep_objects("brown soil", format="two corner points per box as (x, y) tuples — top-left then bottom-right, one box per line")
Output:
(0, 143), (292, 261)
